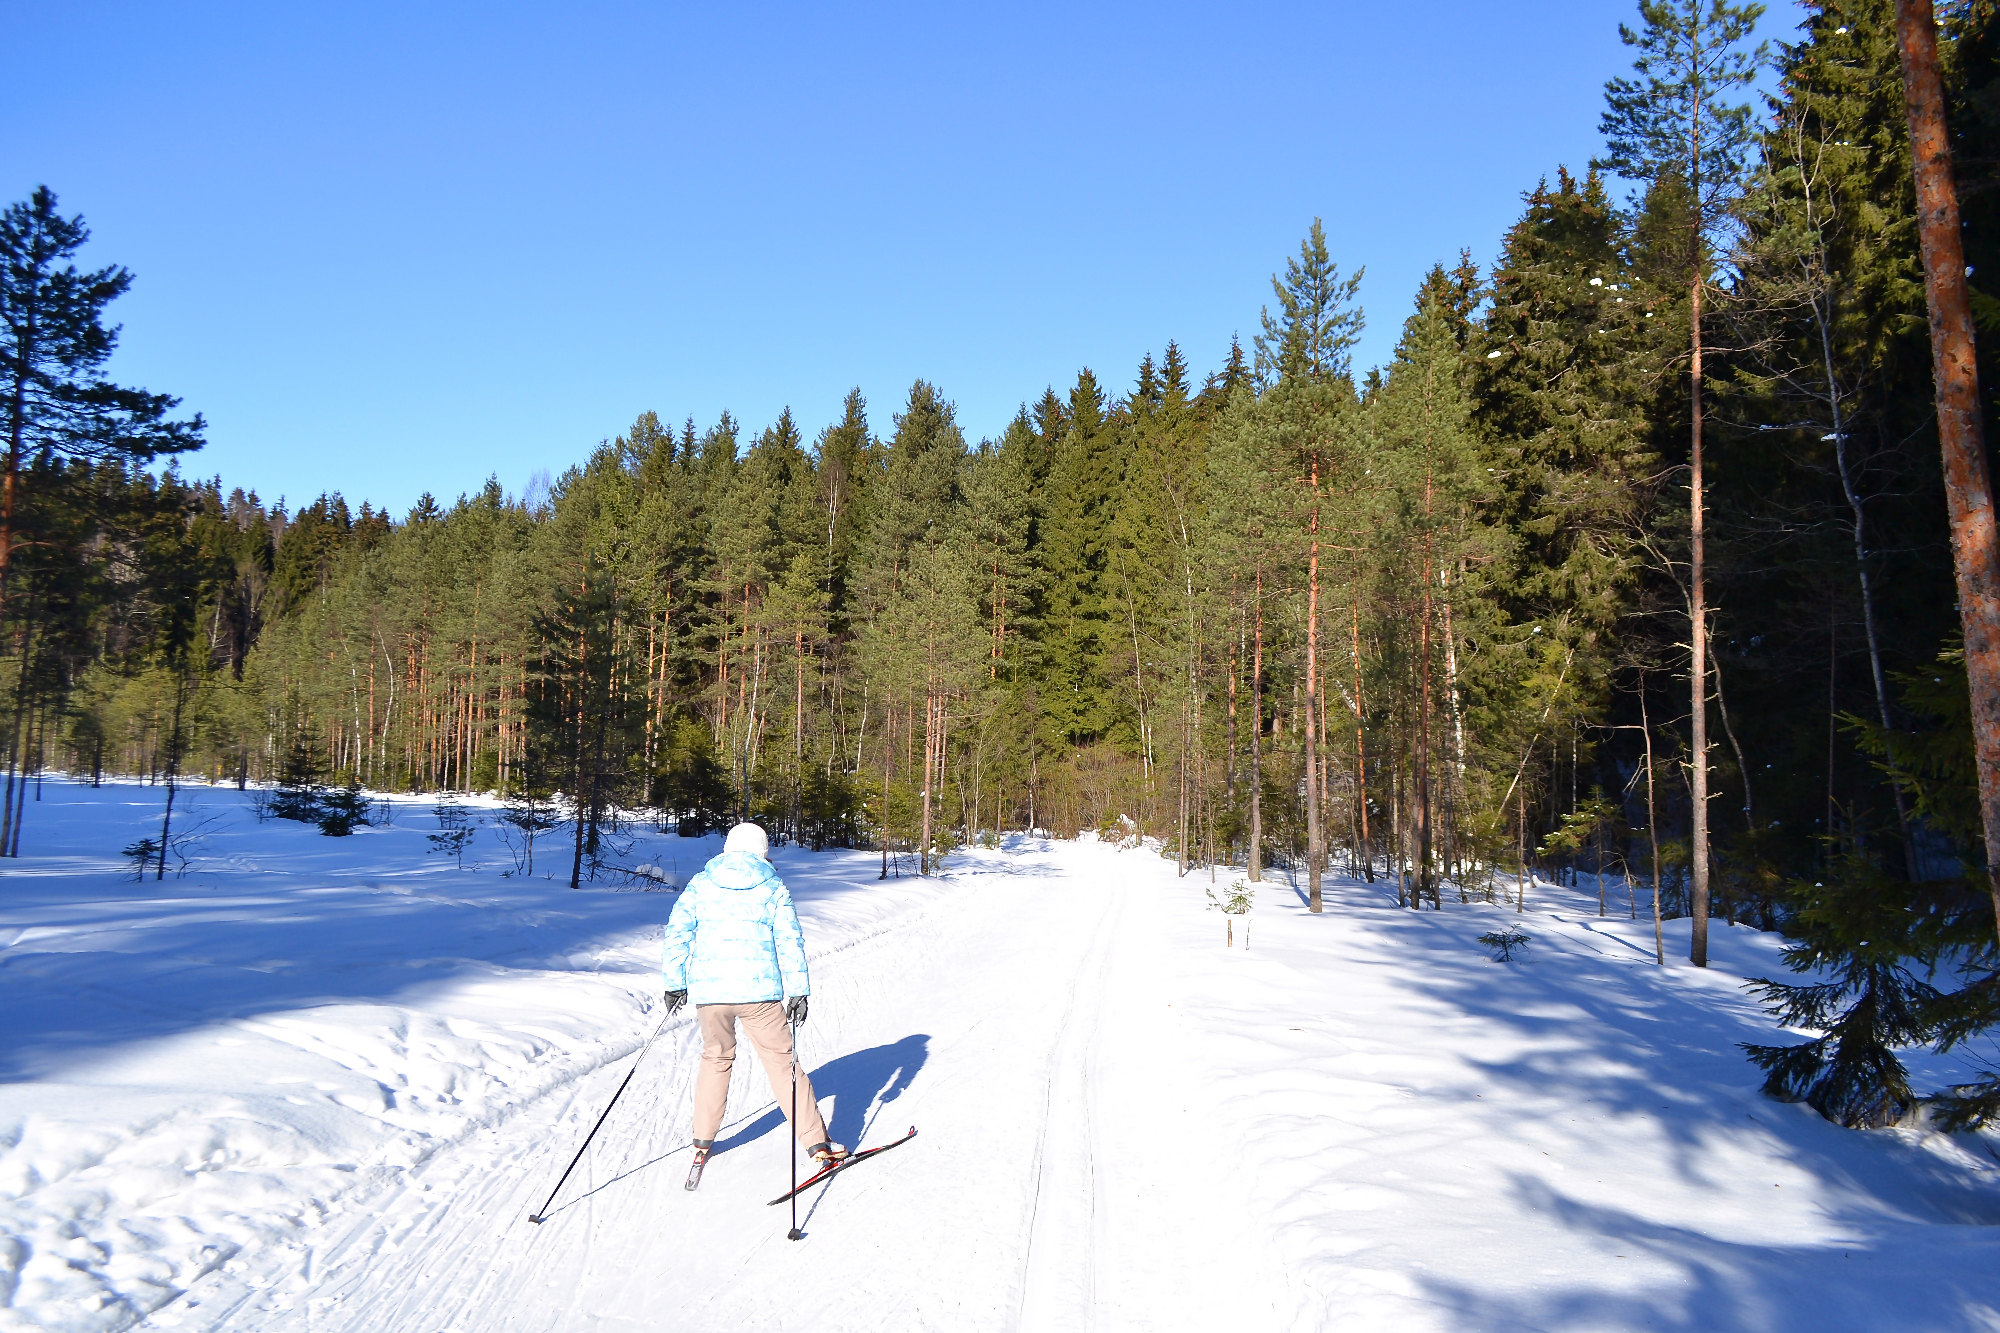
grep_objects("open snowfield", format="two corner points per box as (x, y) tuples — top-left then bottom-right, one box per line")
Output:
(4, 779), (2000, 1331)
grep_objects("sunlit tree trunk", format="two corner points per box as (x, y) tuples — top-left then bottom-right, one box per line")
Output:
(1896, 0), (2000, 939)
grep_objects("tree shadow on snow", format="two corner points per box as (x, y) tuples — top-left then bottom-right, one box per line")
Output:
(0, 782), (907, 1083)
(1268, 876), (2000, 1331)
(1408, 1172), (2000, 1332)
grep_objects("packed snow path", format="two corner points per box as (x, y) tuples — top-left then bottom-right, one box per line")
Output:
(4, 783), (2000, 1331)
(266, 836), (1275, 1332)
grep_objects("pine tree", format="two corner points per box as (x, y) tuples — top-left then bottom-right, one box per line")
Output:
(1244, 222), (1365, 909)
(1597, 0), (1768, 966)
(1206, 380), (1286, 880)
(0, 188), (204, 620)
(1370, 291), (1489, 907)
(1253, 218), (1365, 386)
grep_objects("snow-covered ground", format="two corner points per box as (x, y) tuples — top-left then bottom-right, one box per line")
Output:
(3, 779), (1999, 1332)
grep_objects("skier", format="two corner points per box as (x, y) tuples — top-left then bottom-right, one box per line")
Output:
(662, 821), (846, 1187)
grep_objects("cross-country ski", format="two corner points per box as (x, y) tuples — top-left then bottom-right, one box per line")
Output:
(767, 1126), (918, 1206)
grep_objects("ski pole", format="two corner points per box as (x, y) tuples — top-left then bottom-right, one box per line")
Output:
(787, 1011), (803, 1241)
(528, 1012), (671, 1224)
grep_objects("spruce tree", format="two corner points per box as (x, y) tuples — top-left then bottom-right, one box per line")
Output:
(1730, 0), (1935, 876)
(1039, 371), (1118, 751)
(530, 568), (642, 887)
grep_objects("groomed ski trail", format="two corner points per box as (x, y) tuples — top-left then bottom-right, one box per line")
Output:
(215, 841), (1278, 1332)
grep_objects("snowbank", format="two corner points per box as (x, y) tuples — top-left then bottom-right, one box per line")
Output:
(0, 782), (936, 1331)
(4, 781), (1999, 1331)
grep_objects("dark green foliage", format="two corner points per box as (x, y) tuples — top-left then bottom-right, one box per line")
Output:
(316, 783), (372, 837)
(856, 381), (964, 608)
(658, 717), (732, 836)
(530, 568), (643, 885)
(1743, 855), (1942, 1127)
(0, 186), (205, 505)
(271, 494), (355, 613)
(1253, 218), (1365, 385)
(797, 756), (863, 850)
(1470, 168), (1655, 637)
(268, 734), (327, 823)
(1039, 371), (1119, 747)
(1596, 0), (1767, 224)
(0, 187), (202, 859)
(122, 837), (159, 879)
(1857, 644), (1982, 854)
(1479, 929), (1531, 961)
(11, 2), (2000, 1136)
(814, 389), (876, 633)
(428, 797), (474, 866)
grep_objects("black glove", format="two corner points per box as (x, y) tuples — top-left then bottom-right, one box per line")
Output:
(784, 995), (808, 1026)
(665, 989), (688, 1015)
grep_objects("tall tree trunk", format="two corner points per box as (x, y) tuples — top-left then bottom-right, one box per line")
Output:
(2, 608), (40, 856)
(1897, 0), (2000, 937)
(1249, 569), (1264, 882)
(1351, 592), (1371, 880)
(920, 685), (937, 875)
(1417, 471), (1436, 908)
(1690, 270), (1713, 967)
(1441, 563), (1467, 788)
(1640, 673), (1664, 966)
(0, 302), (35, 621)
(157, 672), (189, 881)
(1517, 780), (1528, 914)
(880, 692), (893, 879)
(1226, 601), (1239, 799)
(1306, 463), (1323, 913)
(1684, 42), (1715, 965)
(1817, 289), (1921, 877)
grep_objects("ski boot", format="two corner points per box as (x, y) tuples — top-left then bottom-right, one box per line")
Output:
(684, 1142), (712, 1192)
(807, 1141), (849, 1170)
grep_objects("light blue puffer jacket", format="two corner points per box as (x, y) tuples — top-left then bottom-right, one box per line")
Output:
(661, 850), (810, 1005)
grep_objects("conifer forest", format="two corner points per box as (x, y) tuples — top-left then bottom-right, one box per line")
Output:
(9, 0), (2000, 1130)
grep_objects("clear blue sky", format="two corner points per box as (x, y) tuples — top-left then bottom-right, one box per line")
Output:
(7, 1), (1802, 518)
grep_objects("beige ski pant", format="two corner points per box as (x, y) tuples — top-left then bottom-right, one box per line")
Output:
(692, 1001), (830, 1148)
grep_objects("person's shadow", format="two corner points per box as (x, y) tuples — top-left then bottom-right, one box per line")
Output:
(714, 1033), (928, 1154)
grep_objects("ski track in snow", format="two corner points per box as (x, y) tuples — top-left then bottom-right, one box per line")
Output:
(4, 782), (2000, 1330)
